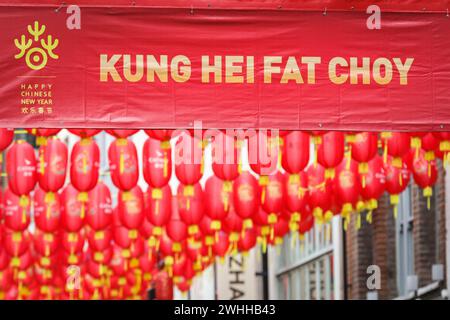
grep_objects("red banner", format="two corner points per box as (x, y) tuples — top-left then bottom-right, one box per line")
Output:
(1, 5), (450, 130)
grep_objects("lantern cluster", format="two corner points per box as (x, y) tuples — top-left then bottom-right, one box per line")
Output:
(0, 128), (447, 299)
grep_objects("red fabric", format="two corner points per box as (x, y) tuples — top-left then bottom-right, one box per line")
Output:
(1, 6), (450, 130)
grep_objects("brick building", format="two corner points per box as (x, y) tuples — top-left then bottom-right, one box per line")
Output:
(345, 161), (447, 299)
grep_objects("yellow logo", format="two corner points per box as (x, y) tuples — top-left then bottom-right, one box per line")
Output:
(14, 21), (59, 70)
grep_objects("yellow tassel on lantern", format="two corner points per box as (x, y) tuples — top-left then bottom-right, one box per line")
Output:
(423, 186), (433, 210)
(325, 168), (335, 179)
(19, 195), (29, 224)
(259, 176), (269, 204)
(411, 137), (421, 159)
(172, 242), (182, 253)
(128, 229), (138, 239)
(39, 150), (45, 175)
(390, 194), (399, 219)
(152, 226), (162, 237)
(188, 225), (199, 236)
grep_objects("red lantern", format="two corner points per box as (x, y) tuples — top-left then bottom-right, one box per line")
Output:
(87, 227), (113, 252)
(211, 131), (240, 181)
(61, 230), (85, 257)
(106, 129), (139, 139)
(360, 155), (386, 220)
(281, 131), (310, 174)
(70, 137), (100, 215)
(175, 133), (203, 185)
(0, 128), (14, 161)
(269, 216), (290, 246)
(33, 187), (61, 233)
(260, 171), (284, 215)
(421, 133), (440, 173)
(298, 206), (314, 236)
(306, 164), (332, 223)
(6, 140), (37, 203)
(233, 172), (260, 228)
(146, 185), (172, 237)
(204, 176), (231, 233)
(384, 156), (411, 217)
(334, 158), (361, 226)
(33, 229), (59, 257)
(143, 137), (172, 188)
(68, 129), (101, 138)
(432, 132), (450, 167)
(283, 171), (308, 233)
(248, 130), (279, 176)
(118, 186), (145, 235)
(3, 188), (30, 231)
(109, 138), (139, 191)
(412, 149), (438, 210)
(237, 227), (257, 254)
(61, 184), (85, 232)
(213, 231), (229, 259)
(165, 199), (188, 255)
(37, 137), (67, 197)
(2, 228), (30, 257)
(381, 132), (411, 166)
(349, 132), (378, 178)
(144, 129), (174, 141)
(87, 182), (113, 231)
(317, 131), (345, 179)
(177, 183), (204, 237)
(223, 208), (243, 253)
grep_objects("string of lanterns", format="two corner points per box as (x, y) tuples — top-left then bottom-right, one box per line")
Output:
(0, 128), (447, 300)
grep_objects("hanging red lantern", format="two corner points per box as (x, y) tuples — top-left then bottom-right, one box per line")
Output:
(144, 129), (174, 141)
(299, 208), (315, 236)
(70, 137), (100, 218)
(87, 227), (113, 252)
(118, 186), (145, 237)
(412, 149), (438, 210)
(306, 164), (332, 223)
(6, 140), (37, 216)
(281, 131), (310, 174)
(334, 157), (362, 227)
(233, 171), (260, 229)
(380, 132), (411, 167)
(61, 184), (85, 233)
(261, 171), (283, 213)
(432, 132), (450, 167)
(86, 181), (113, 231)
(222, 207), (243, 254)
(268, 216), (290, 246)
(237, 227), (257, 254)
(349, 132), (378, 181)
(213, 231), (230, 259)
(37, 137), (67, 203)
(33, 229), (59, 257)
(165, 199), (188, 255)
(0, 128), (14, 162)
(360, 155), (386, 222)
(61, 231), (85, 264)
(146, 185), (172, 238)
(248, 130), (279, 176)
(204, 176), (230, 234)
(106, 129), (139, 139)
(384, 156), (411, 218)
(3, 188), (30, 231)
(177, 183), (204, 237)
(421, 133), (440, 174)
(211, 131), (240, 181)
(283, 171), (308, 222)
(33, 187), (61, 233)
(317, 131), (345, 179)
(109, 138), (139, 192)
(175, 133), (203, 185)
(2, 228), (30, 257)
(143, 137), (172, 188)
